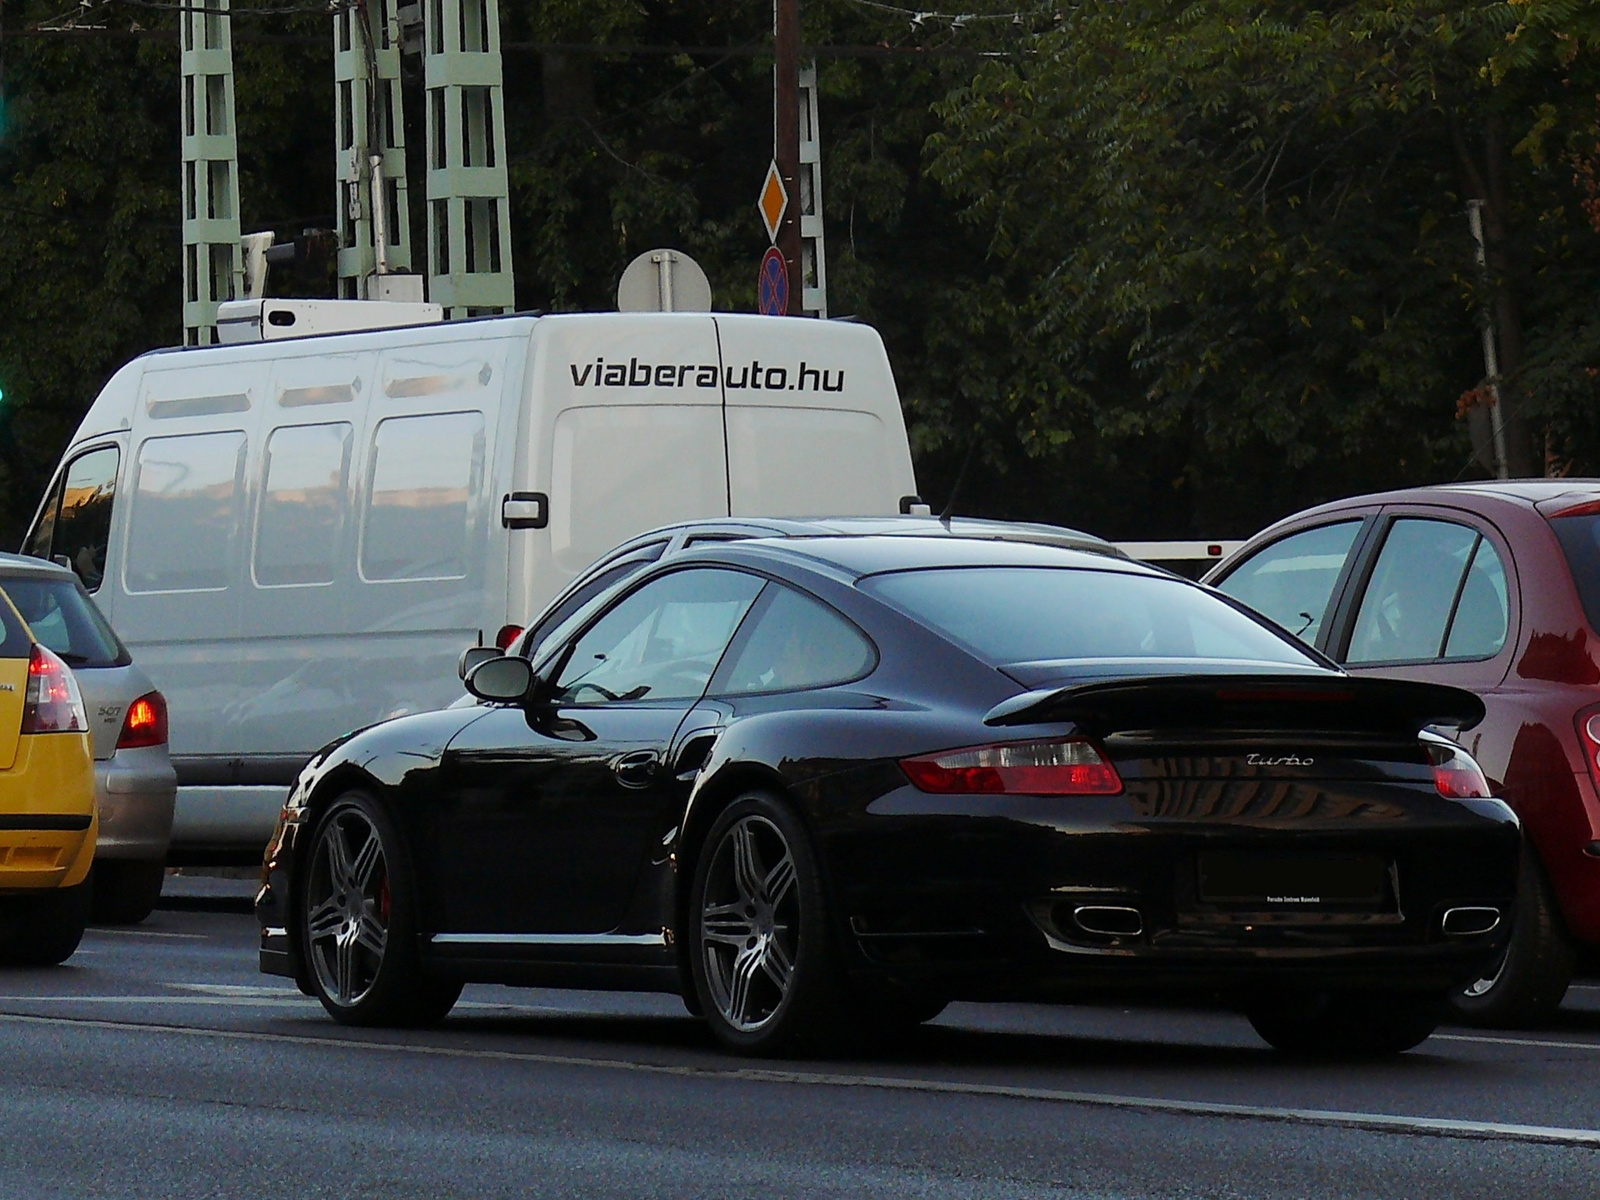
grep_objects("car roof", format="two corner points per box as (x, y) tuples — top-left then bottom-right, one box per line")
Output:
(0, 552), (76, 581)
(1278, 479), (1600, 522)
(599, 515), (1121, 560)
(694, 533), (1162, 580)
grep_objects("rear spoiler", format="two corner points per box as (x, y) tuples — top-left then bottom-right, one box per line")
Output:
(983, 674), (1485, 734)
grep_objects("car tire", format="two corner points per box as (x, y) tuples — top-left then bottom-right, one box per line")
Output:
(688, 792), (848, 1056)
(1247, 990), (1445, 1056)
(1450, 846), (1575, 1028)
(2, 884), (90, 966)
(299, 791), (461, 1027)
(91, 860), (167, 925)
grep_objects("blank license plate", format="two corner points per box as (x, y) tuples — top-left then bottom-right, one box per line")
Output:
(1197, 853), (1389, 907)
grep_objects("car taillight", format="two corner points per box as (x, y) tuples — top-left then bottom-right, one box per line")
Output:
(20, 644), (87, 734)
(1423, 738), (1491, 800)
(117, 690), (168, 749)
(901, 738), (1123, 796)
(1576, 710), (1600, 783)
(495, 624), (523, 650)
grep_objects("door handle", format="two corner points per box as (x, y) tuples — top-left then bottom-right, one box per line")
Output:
(612, 750), (660, 789)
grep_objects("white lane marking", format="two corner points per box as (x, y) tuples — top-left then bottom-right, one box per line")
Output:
(1436, 1033), (1600, 1053)
(0, 1011), (1597, 1150)
(170, 984), (300, 997)
(85, 928), (206, 940)
(0, 996), (316, 1007)
(0, 994), (562, 1014)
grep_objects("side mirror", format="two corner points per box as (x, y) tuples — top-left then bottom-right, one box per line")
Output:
(458, 644), (501, 681)
(465, 655), (535, 704)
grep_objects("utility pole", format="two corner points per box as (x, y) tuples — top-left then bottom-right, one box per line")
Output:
(1467, 199), (1510, 481)
(335, 0), (418, 300)
(180, 0), (244, 345)
(424, 0), (515, 318)
(796, 62), (827, 317)
(774, 0), (801, 315)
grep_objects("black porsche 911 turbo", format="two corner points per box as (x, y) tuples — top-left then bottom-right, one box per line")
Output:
(257, 534), (1521, 1056)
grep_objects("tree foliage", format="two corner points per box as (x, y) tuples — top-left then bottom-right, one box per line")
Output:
(3, 1), (1600, 548)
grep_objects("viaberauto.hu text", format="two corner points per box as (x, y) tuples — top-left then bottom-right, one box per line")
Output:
(569, 358), (845, 392)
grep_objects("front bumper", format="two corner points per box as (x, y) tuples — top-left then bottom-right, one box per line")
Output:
(94, 745), (176, 861)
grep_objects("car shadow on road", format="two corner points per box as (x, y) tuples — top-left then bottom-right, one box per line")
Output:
(422, 1009), (1484, 1080)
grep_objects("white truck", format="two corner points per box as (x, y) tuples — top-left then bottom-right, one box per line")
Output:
(22, 311), (919, 857)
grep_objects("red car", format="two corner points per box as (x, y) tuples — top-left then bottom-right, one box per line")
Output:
(1205, 482), (1600, 1025)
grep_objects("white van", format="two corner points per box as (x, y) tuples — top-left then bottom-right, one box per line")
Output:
(22, 312), (919, 857)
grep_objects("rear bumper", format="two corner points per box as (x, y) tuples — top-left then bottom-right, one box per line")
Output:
(170, 785), (288, 859)
(0, 733), (96, 891)
(94, 746), (176, 861)
(831, 787), (1522, 1001)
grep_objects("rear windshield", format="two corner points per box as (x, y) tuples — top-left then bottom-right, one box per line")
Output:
(0, 575), (126, 667)
(861, 567), (1318, 668)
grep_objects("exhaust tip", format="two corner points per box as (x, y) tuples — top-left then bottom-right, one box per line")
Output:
(1441, 906), (1501, 936)
(1073, 905), (1143, 938)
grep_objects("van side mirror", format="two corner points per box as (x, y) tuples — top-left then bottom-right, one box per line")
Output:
(458, 644), (501, 681)
(464, 656), (535, 704)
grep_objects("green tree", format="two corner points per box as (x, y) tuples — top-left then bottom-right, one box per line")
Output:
(928, 0), (1600, 530)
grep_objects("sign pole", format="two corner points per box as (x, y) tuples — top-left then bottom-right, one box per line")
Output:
(774, 0), (802, 315)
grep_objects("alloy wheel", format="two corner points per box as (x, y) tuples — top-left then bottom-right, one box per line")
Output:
(305, 806), (390, 1008)
(1463, 950), (1508, 999)
(699, 814), (800, 1032)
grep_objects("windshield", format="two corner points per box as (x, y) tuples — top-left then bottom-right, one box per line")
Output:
(861, 566), (1320, 671)
(0, 575), (126, 667)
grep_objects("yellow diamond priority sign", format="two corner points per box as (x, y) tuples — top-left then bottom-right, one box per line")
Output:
(758, 161), (788, 245)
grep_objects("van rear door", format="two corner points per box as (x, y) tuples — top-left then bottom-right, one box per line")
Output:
(512, 315), (728, 621)
(713, 316), (917, 517)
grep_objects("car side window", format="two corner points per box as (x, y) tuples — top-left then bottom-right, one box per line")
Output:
(27, 446), (120, 593)
(553, 568), (765, 704)
(1214, 521), (1361, 645)
(716, 585), (876, 695)
(1442, 537), (1509, 660)
(1346, 519), (1492, 664)
(522, 542), (668, 660)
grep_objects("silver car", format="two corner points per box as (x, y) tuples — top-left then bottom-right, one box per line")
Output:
(0, 553), (176, 923)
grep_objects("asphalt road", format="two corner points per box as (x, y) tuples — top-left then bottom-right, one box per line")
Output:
(1, 897), (1598, 1199)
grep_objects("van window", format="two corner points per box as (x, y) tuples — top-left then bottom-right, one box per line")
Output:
(25, 445), (121, 593)
(550, 406), (728, 572)
(361, 411), (484, 582)
(255, 423), (353, 587)
(726, 407), (888, 517)
(125, 432), (246, 593)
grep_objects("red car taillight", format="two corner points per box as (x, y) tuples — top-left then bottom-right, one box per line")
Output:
(1423, 738), (1492, 799)
(20, 644), (87, 734)
(495, 624), (523, 650)
(1576, 710), (1600, 785)
(117, 691), (168, 749)
(901, 738), (1123, 796)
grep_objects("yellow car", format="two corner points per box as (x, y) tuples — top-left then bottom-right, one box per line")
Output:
(0, 587), (95, 964)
